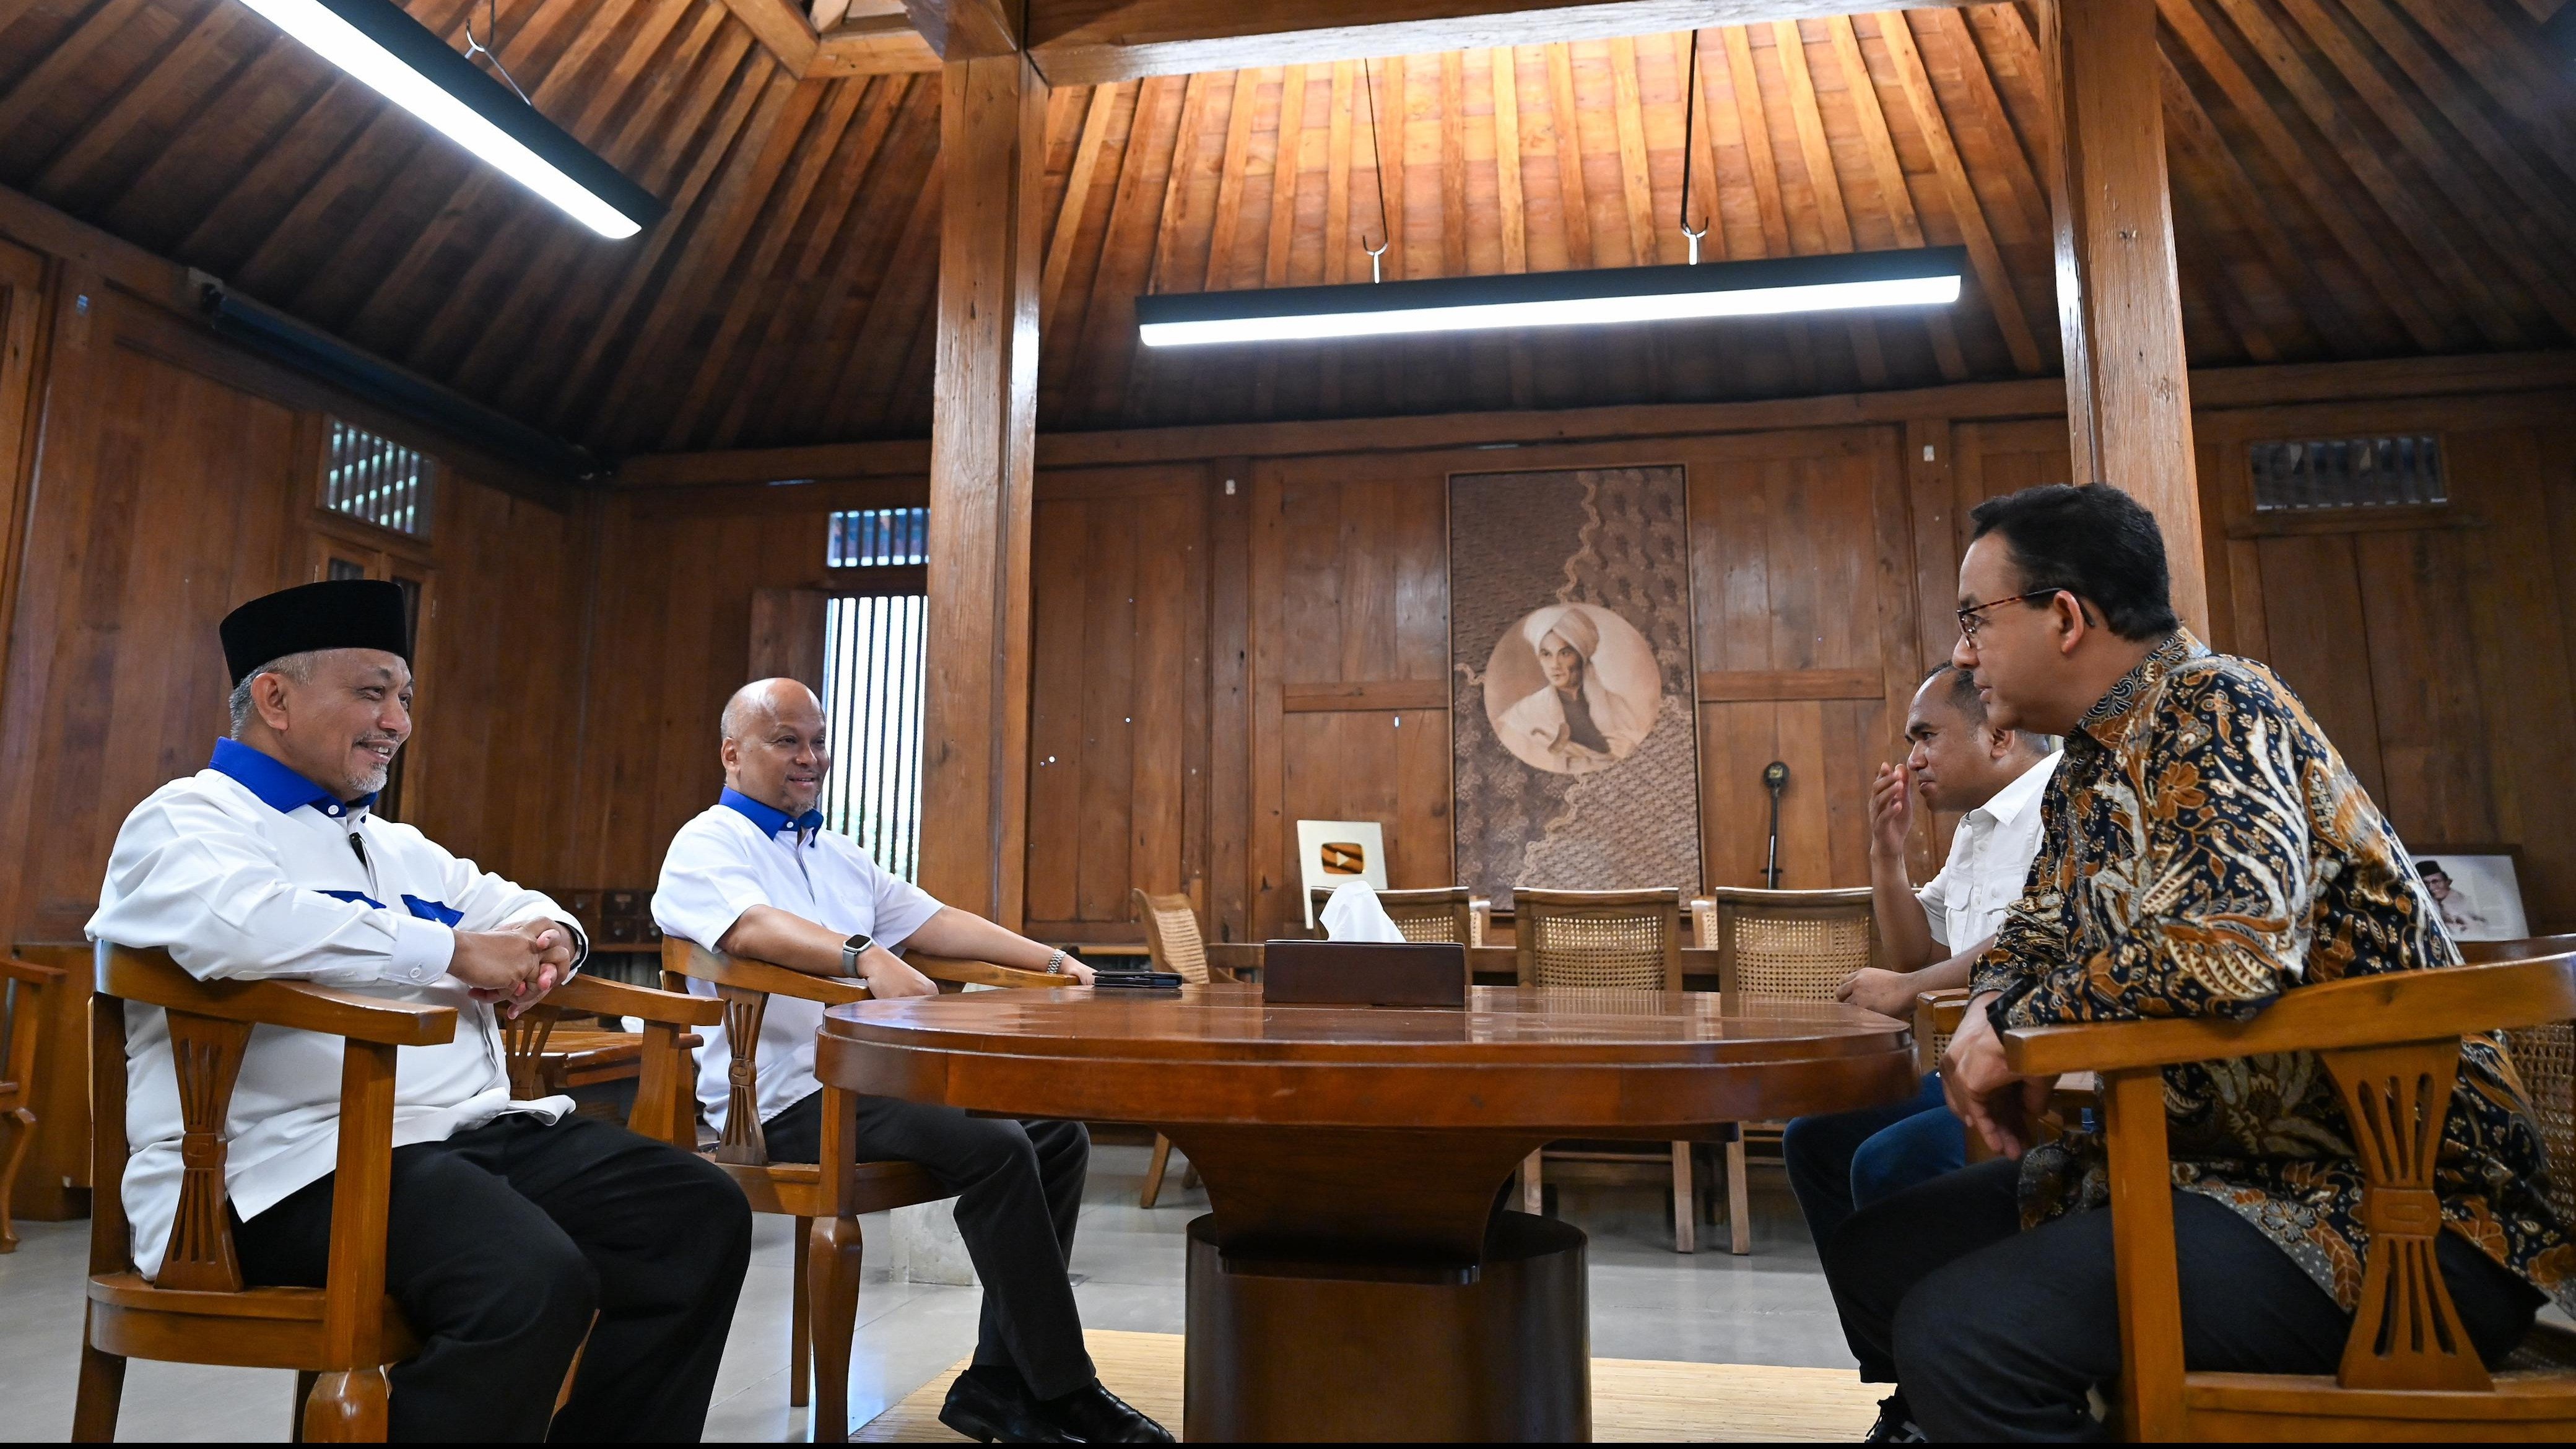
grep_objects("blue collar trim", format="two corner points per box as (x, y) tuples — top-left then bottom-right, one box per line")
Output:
(720, 788), (822, 839)
(210, 739), (376, 819)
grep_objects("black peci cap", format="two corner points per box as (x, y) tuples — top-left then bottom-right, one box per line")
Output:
(219, 579), (412, 686)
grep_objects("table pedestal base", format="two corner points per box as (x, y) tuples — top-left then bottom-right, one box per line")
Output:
(1181, 1211), (1590, 1442)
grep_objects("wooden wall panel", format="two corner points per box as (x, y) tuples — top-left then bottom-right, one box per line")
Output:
(563, 368), (2576, 962)
(0, 241), (589, 1219)
(2201, 394), (2576, 931)
(1240, 454), (1453, 938)
(1686, 426), (1910, 890)
(1022, 465), (1208, 939)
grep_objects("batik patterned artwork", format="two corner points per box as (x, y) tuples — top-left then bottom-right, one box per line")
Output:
(1449, 467), (1701, 907)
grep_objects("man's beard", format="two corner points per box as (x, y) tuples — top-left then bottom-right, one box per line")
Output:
(347, 739), (398, 796)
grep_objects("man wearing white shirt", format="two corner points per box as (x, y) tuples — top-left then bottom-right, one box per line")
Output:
(1783, 664), (2060, 1252)
(87, 580), (751, 1442)
(654, 677), (1171, 1445)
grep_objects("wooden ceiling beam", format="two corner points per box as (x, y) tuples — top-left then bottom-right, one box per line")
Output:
(2153, 51), (2352, 355)
(1043, 83), (1121, 323)
(2275, 0), (2576, 337)
(1870, 11), (2043, 374)
(27, 0), (261, 212)
(590, 76), (830, 443)
(506, 43), (777, 420)
(901, 0), (1020, 60)
(1019, 0), (1973, 86)
(2386, 0), (2576, 193)
(1544, 41), (1592, 267)
(1603, 35), (1660, 266)
(435, 2), (738, 387)
(1200, 70), (1260, 290)
(727, 0), (938, 76)
(662, 76), (875, 446)
(1772, 20), (1910, 384)
(1490, 47), (1528, 273)
(715, 71), (920, 445)
(2201, 0), (2525, 350)
(810, 15), (942, 76)
(339, 0), (648, 341)
(2154, 0), (2450, 353)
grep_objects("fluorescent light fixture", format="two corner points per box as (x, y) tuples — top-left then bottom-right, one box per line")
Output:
(234, 0), (664, 238)
(1137, 246), (1967, 347)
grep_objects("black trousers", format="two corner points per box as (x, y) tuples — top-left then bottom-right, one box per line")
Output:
(764, 1089), (1096, 1399)
(1822, 1157), (2543, 1441)
(233, 1112), (753, 1442)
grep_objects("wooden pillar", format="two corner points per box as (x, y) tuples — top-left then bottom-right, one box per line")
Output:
(919, 51), (1045, 927)
(2042, 0), (2209, 633)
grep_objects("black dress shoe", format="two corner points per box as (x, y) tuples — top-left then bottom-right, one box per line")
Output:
(1035, 1382), (1173, 1444)
(938, 1367), (1056, 1444)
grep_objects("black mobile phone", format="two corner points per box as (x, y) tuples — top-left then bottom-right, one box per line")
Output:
(1090, 970), (1186, 990)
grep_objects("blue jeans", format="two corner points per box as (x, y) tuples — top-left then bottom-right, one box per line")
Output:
(1782, 1073), (1963, 1249)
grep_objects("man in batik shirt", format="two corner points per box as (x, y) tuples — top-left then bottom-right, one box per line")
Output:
(1821, 483), (2567, 1443)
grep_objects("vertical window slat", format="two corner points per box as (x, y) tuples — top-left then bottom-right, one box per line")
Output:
(819, 591), (928, 881)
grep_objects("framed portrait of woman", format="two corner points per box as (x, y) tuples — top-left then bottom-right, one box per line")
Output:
(1448, 466), (1702, 908)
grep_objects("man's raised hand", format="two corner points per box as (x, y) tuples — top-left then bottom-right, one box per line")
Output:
(1868, 762), (1913, 861)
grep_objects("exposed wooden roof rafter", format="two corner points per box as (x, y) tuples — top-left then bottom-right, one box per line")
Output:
(0, 0), (2567, 456)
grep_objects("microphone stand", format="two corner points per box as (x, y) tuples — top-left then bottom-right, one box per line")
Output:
(1762, 761), (1789, 889)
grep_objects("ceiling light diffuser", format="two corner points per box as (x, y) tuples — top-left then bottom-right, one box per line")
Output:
(234, 0), (664, 238)
(1136, 247), (1967, 347)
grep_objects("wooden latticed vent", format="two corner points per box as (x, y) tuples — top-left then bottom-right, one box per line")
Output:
(2250, 434), (2445, 513)
(323, 419), (433, 537)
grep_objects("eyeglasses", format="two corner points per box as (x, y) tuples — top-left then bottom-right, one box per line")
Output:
(1955, 590), (2063, 642)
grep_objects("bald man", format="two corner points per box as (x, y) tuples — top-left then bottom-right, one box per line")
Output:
(653, 679), (1169, 1445)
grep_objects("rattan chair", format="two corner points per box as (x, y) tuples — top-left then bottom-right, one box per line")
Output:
(1510, 889), (1702, 1251)
(1134, 890), (1211, 1208)
(1693, 887), (1878, 1255)
(2463, 934), (2576, 1233)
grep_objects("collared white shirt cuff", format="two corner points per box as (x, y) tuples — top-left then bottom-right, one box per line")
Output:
(555, 916), (590, 973)
(384, 915), (456, 985)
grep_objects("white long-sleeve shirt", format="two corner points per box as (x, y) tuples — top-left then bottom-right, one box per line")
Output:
(1916, 749), (2061, 954)
(653, 790), (942, 1131)
(87, 739), (585, 1279)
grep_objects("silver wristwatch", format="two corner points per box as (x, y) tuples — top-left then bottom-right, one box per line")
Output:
(840, 931), (876, 976)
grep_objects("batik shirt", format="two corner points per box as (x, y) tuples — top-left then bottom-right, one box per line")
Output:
(1972, 629), (2572, 1313)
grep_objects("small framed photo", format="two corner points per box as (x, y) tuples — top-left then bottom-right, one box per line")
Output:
(2409, 846), (2530, 942)
(1294, 819), (1387, 929)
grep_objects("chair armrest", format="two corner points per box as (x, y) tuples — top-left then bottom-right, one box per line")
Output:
(661, 938), (871, 1006)
(1206, 942), (1263, 979)
(907, 952), (1068, 990)
(0, 955), (64, 987)
(1999, 953), (2576, 1077)
(544, 973), (721, 1026)
(97, 944), (456, 1047)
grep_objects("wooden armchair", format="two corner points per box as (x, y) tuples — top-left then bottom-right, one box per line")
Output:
(1998, 950), (2576, 1440)
(1512, 889), (1702, 1251)
(75, 944), (714, 1442)
(1694, 887), (1878, 1256)
(0, 953), (63, 1251)
(658, 938), (1064, 1440)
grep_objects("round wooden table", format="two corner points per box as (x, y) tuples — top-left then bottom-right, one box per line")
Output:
(816, 984), (1914, 1442)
